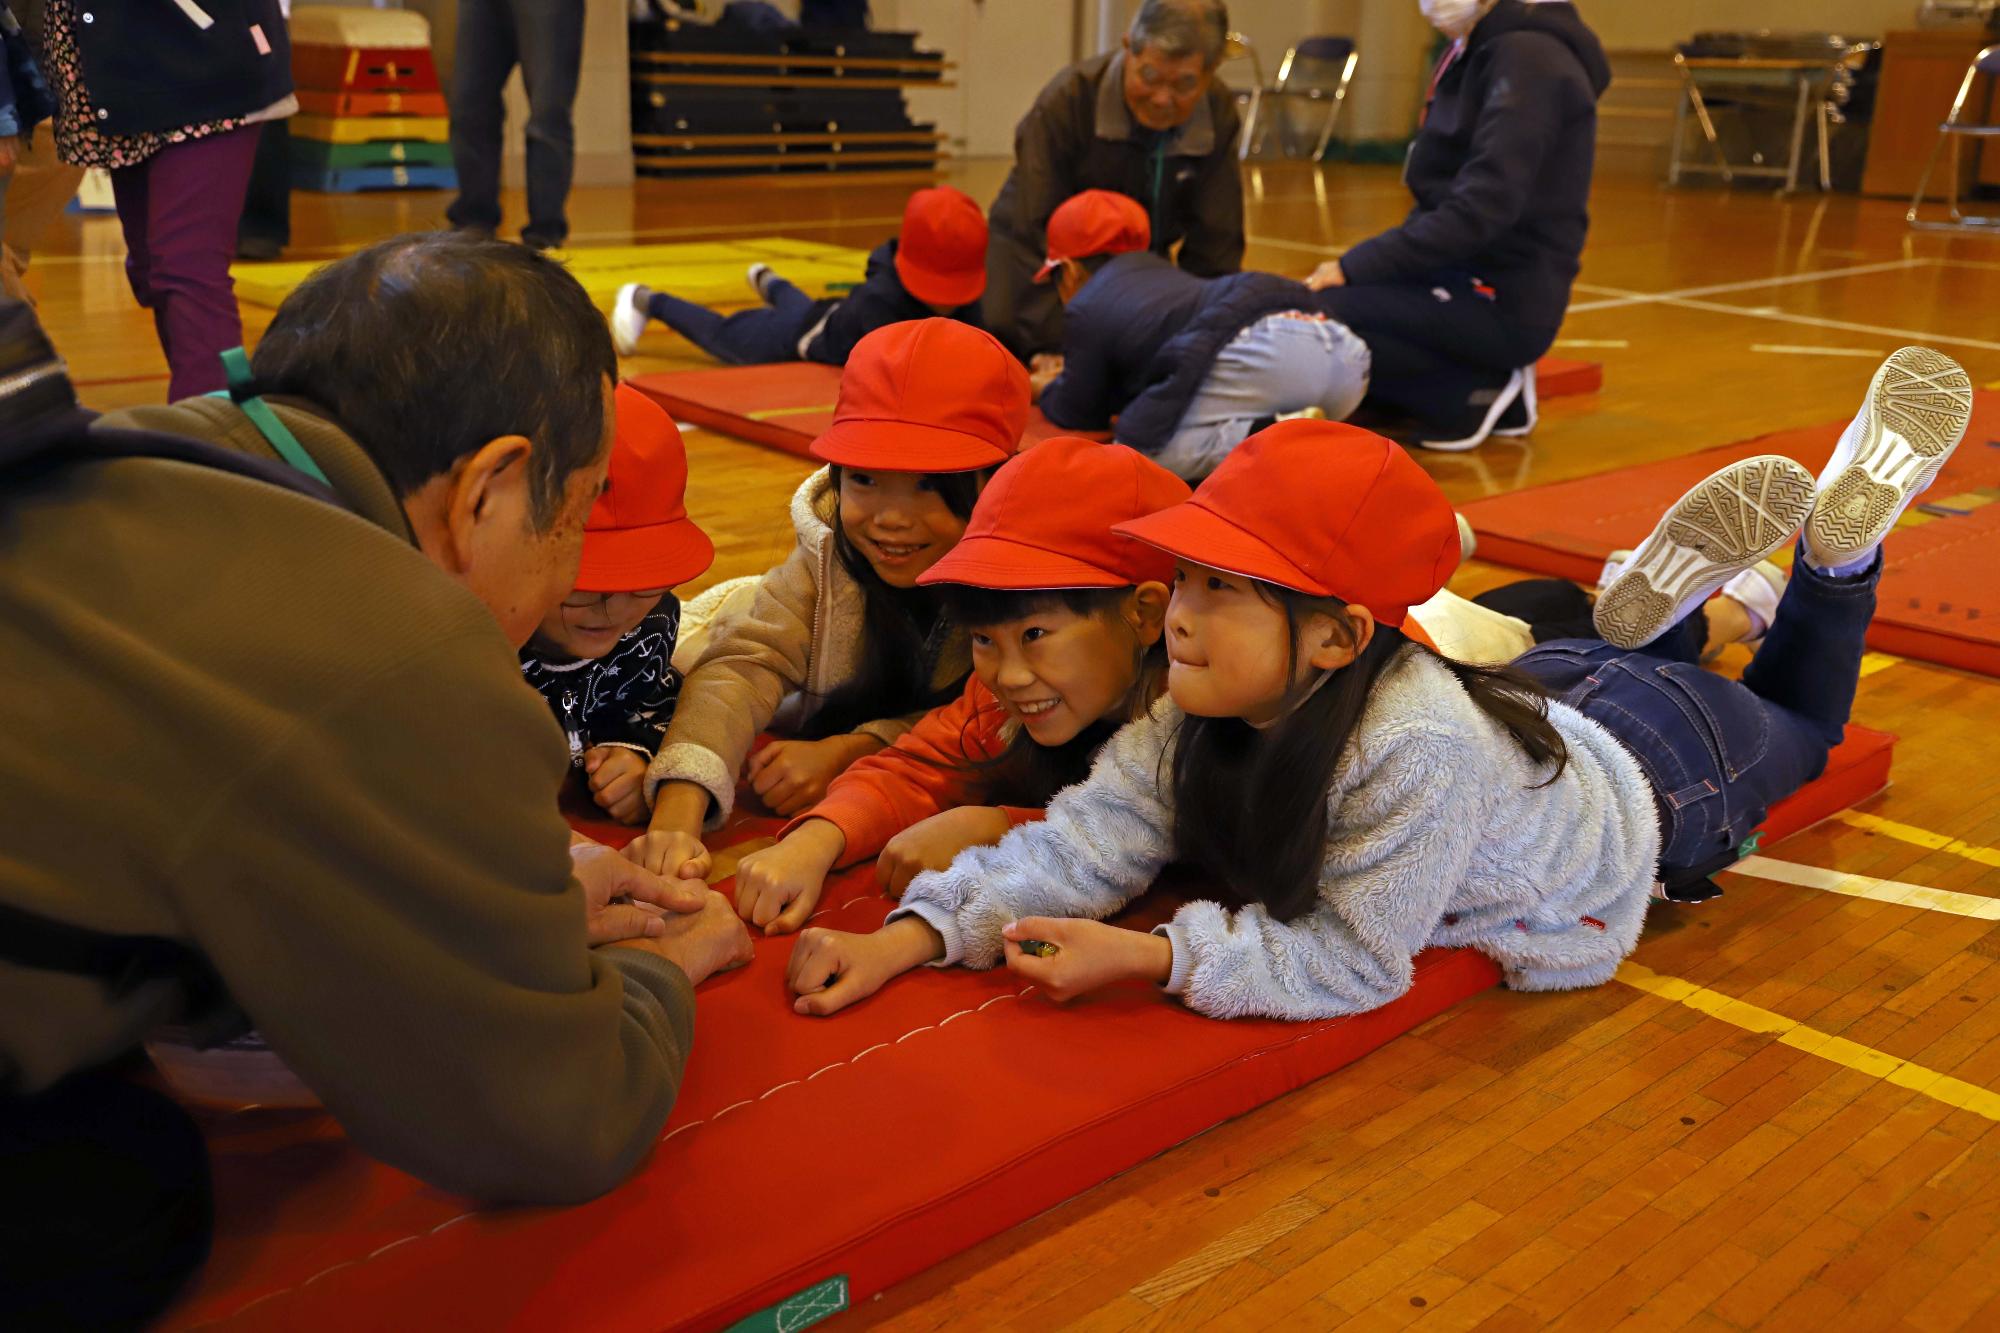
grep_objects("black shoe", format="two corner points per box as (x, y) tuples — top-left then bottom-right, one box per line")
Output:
(521, 231), (565, 253)
(235, 235), (283, 262)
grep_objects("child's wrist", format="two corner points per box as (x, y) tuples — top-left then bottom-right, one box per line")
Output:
(883, 914), (946, 968)
(789, 817), (849, 866)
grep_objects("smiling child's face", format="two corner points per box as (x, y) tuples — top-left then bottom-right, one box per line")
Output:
(532, 587), (668, 661)
(1162, 561), (1303, 726)
(968, 591), (1162, 746)
(837, 469), (971, 588)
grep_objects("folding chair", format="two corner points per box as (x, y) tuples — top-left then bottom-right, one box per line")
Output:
(1250, 37), (1358, 160)
(1908, 44), (2000, 233)
(1221, 32), (1266, 163)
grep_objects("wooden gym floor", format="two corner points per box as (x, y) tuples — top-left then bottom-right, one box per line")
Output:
(27, 161), (2000, 1329)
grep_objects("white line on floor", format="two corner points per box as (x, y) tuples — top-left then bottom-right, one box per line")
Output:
(1565, 258), (1933, 313)
(1750, 343), (1889, 357)
(1651, 295), (2000, 355)
(1554, 338), (1631, 349)
(1727, 855), (2000, 920)
(1244, 234), (1346, 257)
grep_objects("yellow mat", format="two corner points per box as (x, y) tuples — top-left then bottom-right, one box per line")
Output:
(230, 237), (874, 311)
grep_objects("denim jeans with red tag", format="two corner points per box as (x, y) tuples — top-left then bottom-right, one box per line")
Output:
(1511, 546), (1880, 878)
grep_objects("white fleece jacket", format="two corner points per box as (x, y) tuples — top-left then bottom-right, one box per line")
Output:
(891, 648), (1661, 1021)
(649, 468), (970, 827)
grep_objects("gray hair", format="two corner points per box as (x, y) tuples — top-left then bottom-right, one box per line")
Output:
(1126, 0), (1228, 69)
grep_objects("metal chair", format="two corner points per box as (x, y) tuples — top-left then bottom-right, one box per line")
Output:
(1220, 32), (1265, 162)
(1667, 31), (1873, 194)
(1908, 44), (2000, 233)
(1247, 36), (1358, 160)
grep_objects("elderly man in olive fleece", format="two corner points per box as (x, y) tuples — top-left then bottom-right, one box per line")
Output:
(983, 0), (1245, 361)
(0, 235), (750, 1325)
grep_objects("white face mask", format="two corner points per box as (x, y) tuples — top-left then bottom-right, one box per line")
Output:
(1418, 0), (1485, 39)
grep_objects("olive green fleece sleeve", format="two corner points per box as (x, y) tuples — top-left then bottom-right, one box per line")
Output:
(163, 630), (695, 1206)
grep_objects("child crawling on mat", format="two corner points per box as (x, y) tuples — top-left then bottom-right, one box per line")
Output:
(609, 186), (987, 366)
(1032, 189), (1370, 480)
(783, 348), (1972, 1020)
(519, 384), (714, 824)
(623, 320), (1028, 882)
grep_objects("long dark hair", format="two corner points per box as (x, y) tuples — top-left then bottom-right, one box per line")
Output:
(929, 584), (1168, 806)
(799, 465), (988, 738)
(1168, 585), (1568, 923)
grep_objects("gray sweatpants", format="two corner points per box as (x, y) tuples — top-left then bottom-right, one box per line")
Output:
(1153, 313), (1372, 480)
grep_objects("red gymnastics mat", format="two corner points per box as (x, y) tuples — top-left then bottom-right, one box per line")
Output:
(164, 724), (1884, 1333)
(629, 356), (1604, 462)
(1461, 392), (2000, 676)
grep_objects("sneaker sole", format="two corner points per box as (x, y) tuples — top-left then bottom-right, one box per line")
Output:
(1804, 346), (1972, 565)
(1418, 371), (1525, 452)
(1593, 455), (1817, 650)
(610, 281), (646, 357)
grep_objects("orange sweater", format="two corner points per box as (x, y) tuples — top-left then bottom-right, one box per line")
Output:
(786, 676), (1043, 863)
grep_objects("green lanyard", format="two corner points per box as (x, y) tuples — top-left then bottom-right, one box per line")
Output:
(205, 346), (331, 487)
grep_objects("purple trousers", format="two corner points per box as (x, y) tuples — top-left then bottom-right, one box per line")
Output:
(110, 126), (261, 402)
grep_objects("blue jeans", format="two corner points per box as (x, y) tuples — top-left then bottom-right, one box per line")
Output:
(1154, 313), (1373, 480)
(646, 278), (826, 365)
(1512, 546), (1879, 878)
(446, 0), (585, 248)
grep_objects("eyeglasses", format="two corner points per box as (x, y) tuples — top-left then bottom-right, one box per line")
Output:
(561, 588), (669, 630)
(1134, 62), (1203, 98)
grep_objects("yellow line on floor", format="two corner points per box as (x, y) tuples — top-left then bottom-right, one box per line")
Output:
(1618, 961), (2000, 1120)
(1835, 812), (2000, 870)
(1857, 651), (1902, 679)
(1729, 855), (2000, 919)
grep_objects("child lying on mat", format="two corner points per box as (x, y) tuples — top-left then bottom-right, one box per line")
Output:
(785, 348), (1972, 1019)
(625, 320), (1028, 882)
(729, 435), (1190, 934)
(610, 186), (987, 366)
(520, 384), (714, 824)
(1032, 189), (1370, 480)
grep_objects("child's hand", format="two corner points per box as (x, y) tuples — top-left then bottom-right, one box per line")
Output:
(746, 735), (880, 816)
(877, 806), (1015, 898)
(1028, 354), (1064, 401)
(0, 137), (18, 173)
(584, 746), (650, 824)
(621, 828), (713, 882)
(787, 917), (944, 1016)
(1001, 918), (1173, 1002)
(732, 820), (846, 934)
(1304, 259), (1345, 291)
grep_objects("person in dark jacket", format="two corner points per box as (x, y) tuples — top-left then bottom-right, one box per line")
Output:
(0, 1), (54, 260)
(1037, 191), (1368, 480)
(611, 185), (988, 365)
(984, 0), (1245, 361)
(1307, 0), (1610, 452)
(38, 0), (295, 400)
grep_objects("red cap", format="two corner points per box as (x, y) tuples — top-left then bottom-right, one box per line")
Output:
(1112, 421), (1460, 631)
(894, 186), (988, 308)
(1035, 189), (1151, 282)
(918, 436), (1192, 590)
(576, 383), (715, 592)
(811, 319), (1030, 472)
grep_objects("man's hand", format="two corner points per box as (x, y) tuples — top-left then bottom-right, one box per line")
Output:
(612, 889), (754, 986)
(583, 746), (650, 825)
(746, 735), (880, 816)
(1001, 917), (1172, 1002)
(1304, 259), (1346, 291)
(733, 819), (847, 934)
(877, 805), (1014, 898)
(1028, 353), (1065, 402)
(570, 839), (707, 946)
(786, 916), (944, 1016)
(0, 137), (19, 173)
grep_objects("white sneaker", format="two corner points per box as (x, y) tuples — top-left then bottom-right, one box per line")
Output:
(1418, 368), (1526, 452)
(1456, 513), (1477, 565)
(1593, 455), (1817, 650)
(1803, 346), (1973, 571)
(610, 281), (649, 357)
(1491, 362), (1539, 438)
(1719, 560), (1786, 647)
(747, 262), (778, 303)
(1597, 547), (1634, 591)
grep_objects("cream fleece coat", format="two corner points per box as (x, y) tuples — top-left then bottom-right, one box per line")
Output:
(650, 468), (971, 827)
(892, 648), (1661, 1021)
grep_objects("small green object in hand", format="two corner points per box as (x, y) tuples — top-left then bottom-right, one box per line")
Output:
(1017, 939), (1059, 958)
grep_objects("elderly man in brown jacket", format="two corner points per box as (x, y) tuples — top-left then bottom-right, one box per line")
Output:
(0, 235), (750, 1327)
(983, 0), (1245, 361)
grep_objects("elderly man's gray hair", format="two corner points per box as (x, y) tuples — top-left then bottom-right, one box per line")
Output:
(1126, 0), (1229, 69)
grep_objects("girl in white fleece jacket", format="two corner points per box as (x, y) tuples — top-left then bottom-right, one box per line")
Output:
(785, 351), (1968, 1021)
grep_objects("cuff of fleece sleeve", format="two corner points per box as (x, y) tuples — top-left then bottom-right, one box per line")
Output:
(1153, 923), (1194, 995)
(646, 742), (735, 830)
(886, 901), (966, 967)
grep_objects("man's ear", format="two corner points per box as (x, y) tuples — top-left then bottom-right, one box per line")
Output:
(1302, 603), (1376, 673)
(1126, 581), (1170, 643)
(444, 434), (536, 570)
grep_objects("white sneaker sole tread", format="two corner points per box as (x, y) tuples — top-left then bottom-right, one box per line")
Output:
(1593, 455), (1817, 650)
(1804, 346), (1973, 566)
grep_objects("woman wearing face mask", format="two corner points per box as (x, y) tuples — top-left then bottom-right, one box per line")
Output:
(1306, 0), (1609, 452)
